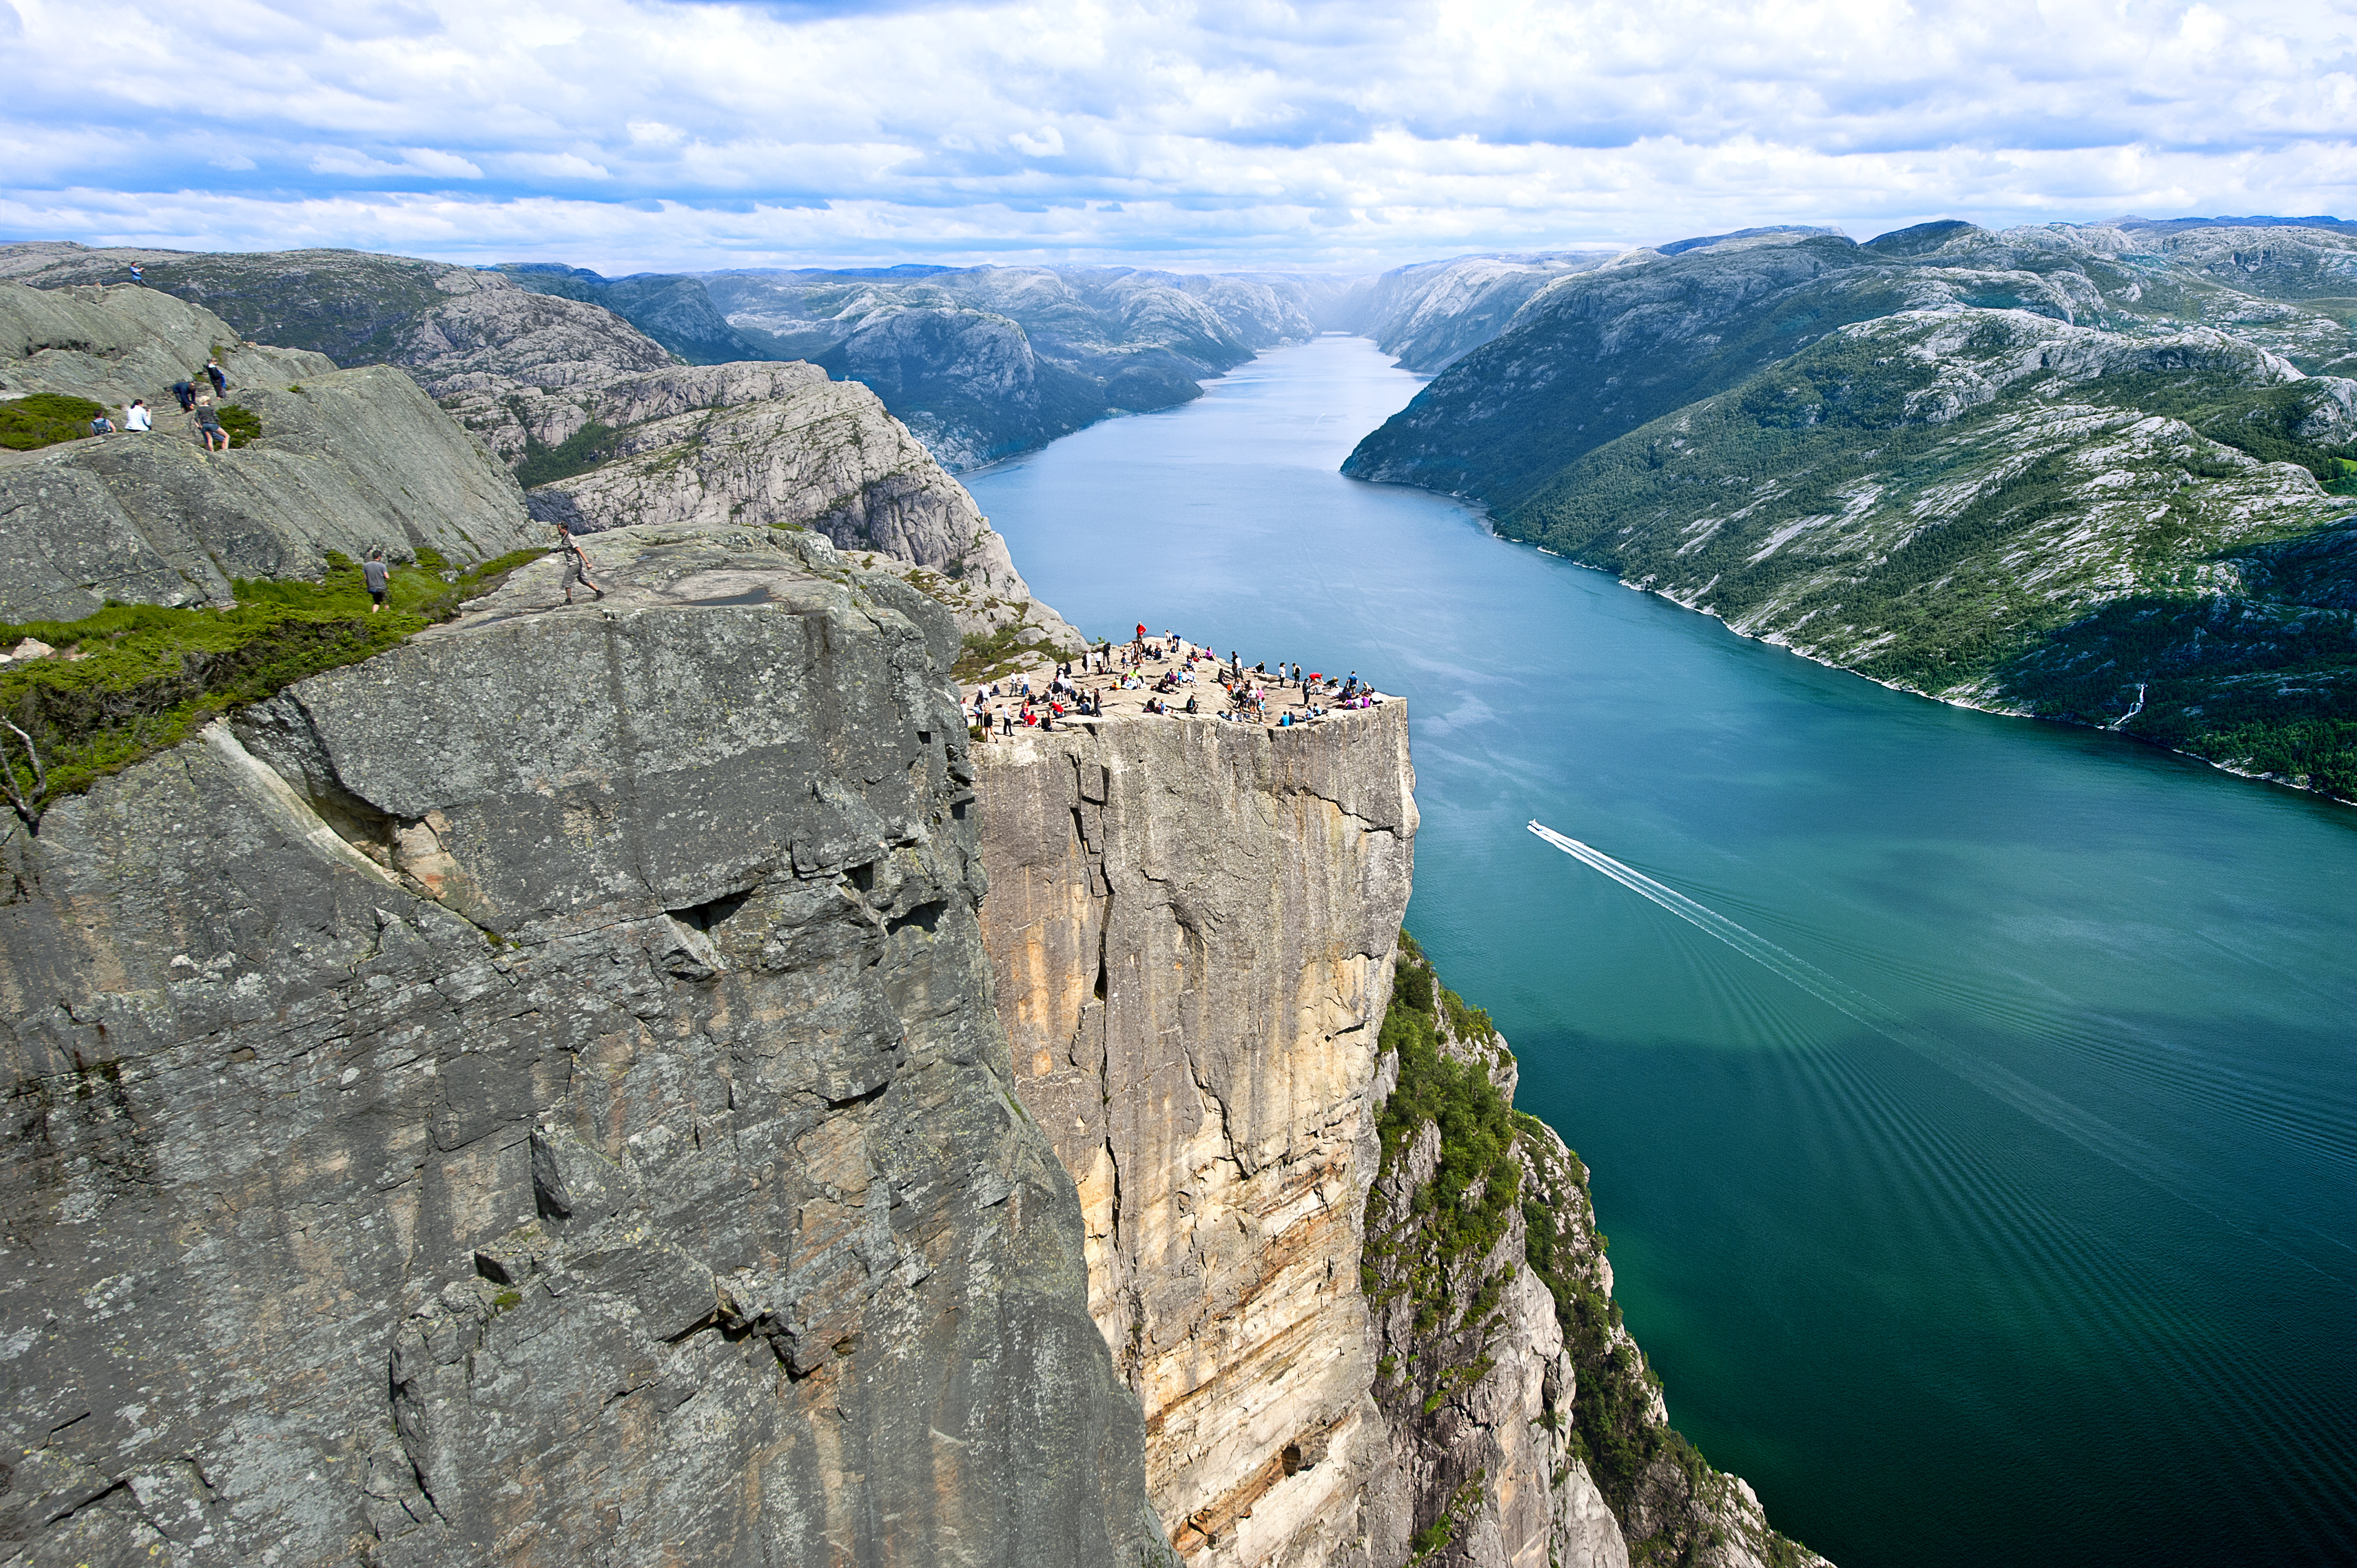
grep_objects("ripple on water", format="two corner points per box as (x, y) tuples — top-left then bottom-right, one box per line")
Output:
(964, 334), (2357, 1568)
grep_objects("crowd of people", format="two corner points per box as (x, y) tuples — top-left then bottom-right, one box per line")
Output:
(966, 626), (1387, 739)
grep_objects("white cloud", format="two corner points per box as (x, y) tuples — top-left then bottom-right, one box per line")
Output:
(3, 0), (2355, 270)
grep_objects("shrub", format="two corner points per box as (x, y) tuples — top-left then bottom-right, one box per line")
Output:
(0, 393), (107, 451)
(216, 405), (262, 448)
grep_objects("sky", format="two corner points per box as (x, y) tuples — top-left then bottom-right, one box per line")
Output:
(3, 0), (2355, 275)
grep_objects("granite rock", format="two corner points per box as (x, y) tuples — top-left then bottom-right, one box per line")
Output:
(0, 521), (1161, 1567)
(0, 283), (537, 621)
(974, 703), (1418, 1566)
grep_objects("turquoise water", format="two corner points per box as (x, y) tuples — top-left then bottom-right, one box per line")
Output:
(965, 334), (2357, 1568)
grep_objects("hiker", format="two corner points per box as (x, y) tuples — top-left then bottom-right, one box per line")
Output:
(194, 401), (227, 452)
(204, 359), (228, 396)
(363, 550), (390, 613)
(89, 412), (115, 436)
(128, 262), (143, 286)
(124, 399), (151, 432)
(171, 379), (197, 412)
(555, 522), (604, 603)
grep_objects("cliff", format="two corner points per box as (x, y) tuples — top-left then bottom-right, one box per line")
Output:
(0, 282), (539, 622)
(971, 700), (1819, 1567)
(1365, 940), (1824, 1568)
(1344, 220), (2357, 801)
(0, 520), (1161, 1566)
(975, 701), (1418, 1567)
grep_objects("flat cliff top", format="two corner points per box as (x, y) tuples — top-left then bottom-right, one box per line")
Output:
(968, 638), (1396, 738)
(426, 518), (964, 672)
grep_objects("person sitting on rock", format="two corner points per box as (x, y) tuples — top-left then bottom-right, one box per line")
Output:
(88, 412), (115, 436)
(125, 400), (152, 432)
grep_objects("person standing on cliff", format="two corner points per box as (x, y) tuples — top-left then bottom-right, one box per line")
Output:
(204, 359), (228, 396)
(555, 521), (605, 604)
(363, 550), (390, 613)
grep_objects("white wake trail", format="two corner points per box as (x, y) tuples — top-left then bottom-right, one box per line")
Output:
(1524, 819), (2309, 1257)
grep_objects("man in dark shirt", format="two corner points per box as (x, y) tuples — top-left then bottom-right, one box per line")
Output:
(363, 550), (390, 612)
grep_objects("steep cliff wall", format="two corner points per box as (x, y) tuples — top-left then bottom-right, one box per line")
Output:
(974, 705), (1418, 1567)
(0, 522), (1160, 1566)
(975, 708), (1826, 1568)
(1366, 942), (1825, 1568)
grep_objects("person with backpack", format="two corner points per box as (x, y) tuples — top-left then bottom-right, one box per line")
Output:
(204, 359), (228, 396)
(88, 412), (115, 436)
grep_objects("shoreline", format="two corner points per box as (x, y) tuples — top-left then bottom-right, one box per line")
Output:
(1469, 514), (2353, 809)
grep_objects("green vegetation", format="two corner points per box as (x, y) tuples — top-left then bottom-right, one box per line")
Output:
(514, 416), (623, 489)
(1367, 950), (1521, 1293)
(1366, 932), (1819, 1566)
(0, 393), (107, 451)
(951, 613), (1067, 683)
(0, 547), (543, 824)
(217, 404), (262, 448)
(1493, 317), (2357, 799)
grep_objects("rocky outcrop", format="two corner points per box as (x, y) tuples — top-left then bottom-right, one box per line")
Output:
(974, 703), (1418, 1566)
(0, 520), (1162, 1566)
(511, 360), (1083, 648)
(973, 706), (1824, 1567)
(0, 282), (538, 621)
(1364, 946), (1823, 1568)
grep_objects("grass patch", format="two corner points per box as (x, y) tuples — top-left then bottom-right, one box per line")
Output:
(0, 547), (545, 823)
(0, 393), (107, 451)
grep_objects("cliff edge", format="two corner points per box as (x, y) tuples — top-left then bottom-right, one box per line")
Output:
(0, 522), (1160, 1565)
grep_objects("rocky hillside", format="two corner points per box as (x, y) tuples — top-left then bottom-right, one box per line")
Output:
(0, 520), (1164, 1566)
(1, 246), (1084, 651)
(1362, 936), (1821, 1568)
(0, 281), (538, 621)
(1346, 219), (2357, 799)
(693, 265), (1318, 467)
(1340, 251), (1618, 373)
(0, 246), (1331, 475)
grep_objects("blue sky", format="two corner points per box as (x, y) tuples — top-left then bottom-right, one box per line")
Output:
(3, 0), (2354, 273)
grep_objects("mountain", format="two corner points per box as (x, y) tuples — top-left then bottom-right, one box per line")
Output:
(1, 244), (1332, 474)
(1344, 219), (2357, 798)
(692, 264), (1318, 467)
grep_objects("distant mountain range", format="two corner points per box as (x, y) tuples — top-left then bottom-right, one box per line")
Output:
(1345, 217), (2357, 798)
(11, 216), (2353, 798)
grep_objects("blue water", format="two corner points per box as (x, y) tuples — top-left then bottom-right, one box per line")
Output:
(965, 335), (2357, 1568)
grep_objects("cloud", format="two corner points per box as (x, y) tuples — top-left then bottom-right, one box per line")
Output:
(3, 0), (2354, 271)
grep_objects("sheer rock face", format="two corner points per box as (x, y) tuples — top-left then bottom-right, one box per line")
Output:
(0, 523), (1160, 1568)
(972, 705), (1418, 1567)
(0, 283), (537, 622)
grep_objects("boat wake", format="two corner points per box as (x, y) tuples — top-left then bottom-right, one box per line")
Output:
(1524, 818), (2356, 1288)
